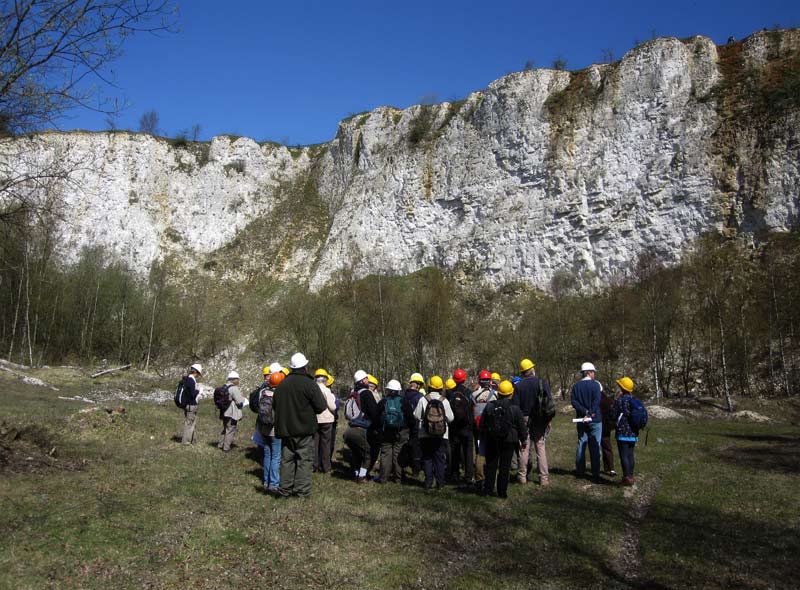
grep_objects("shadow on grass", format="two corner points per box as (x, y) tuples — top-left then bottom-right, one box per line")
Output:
(716, 434), (800, 475)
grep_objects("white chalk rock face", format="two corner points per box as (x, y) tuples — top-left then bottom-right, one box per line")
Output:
(3, 31), (799, 290)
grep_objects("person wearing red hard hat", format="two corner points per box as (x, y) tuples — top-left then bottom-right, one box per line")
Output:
(447, 368), (475, 483)
(471, 369), (497, 490)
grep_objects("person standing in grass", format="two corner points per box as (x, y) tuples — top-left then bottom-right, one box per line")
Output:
(180, 363), (203, 444)
(480, 380), (526, 499)
(599, 385), (617, 477)
(571, 362), (603, 483)
(402, 373), (426, 479)
(273, 353), (328, 498)
(343, 370), (380, 483)
(253, 371), (284, 491)
(312, 368), (338, 474)
(376, 379), (415, 483)
(218, 371), (247, 452)
(413, 376), (454, 491)
(611, 377), (639, 486)
(472, 370), (496, 490)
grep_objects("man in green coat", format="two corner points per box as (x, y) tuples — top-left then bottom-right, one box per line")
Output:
(273, 352), (328, 498)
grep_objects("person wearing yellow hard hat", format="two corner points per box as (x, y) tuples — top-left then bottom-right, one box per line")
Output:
(312, 369), (338, 474)
(413, 375), (454, 490)
(343, 370), (381, 483)
(611, 377), (641, 486)
(571, 362), (604, 483)
(403, 372), (426, 479)
(479, 380), (526, 499)
(513, 358), (555, 487)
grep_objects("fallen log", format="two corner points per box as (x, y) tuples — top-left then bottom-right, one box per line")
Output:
(90, 364), (131, 379)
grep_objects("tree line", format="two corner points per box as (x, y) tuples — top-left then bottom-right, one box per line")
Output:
(0, 210), (798, 404)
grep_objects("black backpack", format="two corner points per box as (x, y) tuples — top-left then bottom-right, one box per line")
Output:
(450, 390), (470, 428)
(257, 390), (275, 436)
(173, 377), (191, 409)
(213, 384), (231, 412)
(485, 401), (512, 440)
(535, 378), (556, 424)
(249, 384), (266, 413)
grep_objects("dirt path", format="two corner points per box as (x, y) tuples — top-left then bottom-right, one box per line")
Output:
(613, 475), (662, 587)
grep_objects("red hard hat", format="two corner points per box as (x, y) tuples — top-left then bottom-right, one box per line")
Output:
(453, 368), (467, 383)
(478, 369), (491, 380)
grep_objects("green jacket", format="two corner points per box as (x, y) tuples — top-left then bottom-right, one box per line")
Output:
(273, 371), (328, 437)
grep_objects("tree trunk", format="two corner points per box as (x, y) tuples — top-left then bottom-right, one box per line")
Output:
(8, 268), (23, 361)
(145, 293), (157, 371)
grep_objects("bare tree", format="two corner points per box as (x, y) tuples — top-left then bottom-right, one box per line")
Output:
(190, 123), (201, 142)
(552, 56), (568, 71)
(138, 109), (160, 135)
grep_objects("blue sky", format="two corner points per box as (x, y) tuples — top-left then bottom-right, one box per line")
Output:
(58, 0), (800, 145)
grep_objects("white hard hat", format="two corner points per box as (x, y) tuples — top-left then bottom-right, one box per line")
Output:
(190, 363), (203, 374)
(581, 362), (597, 373)
(353, 369), (367, 382)
(227, 371), (240, 380)
(289, 352), (309, 369)
(269, 362), (282, 374)
(386, 379), (402, 391)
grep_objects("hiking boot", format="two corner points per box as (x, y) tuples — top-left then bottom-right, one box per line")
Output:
(539, 478), (550, 487)
(620, 477), (634, 486)
(516, 474), (527, 485)
(608, 470), (617, 477)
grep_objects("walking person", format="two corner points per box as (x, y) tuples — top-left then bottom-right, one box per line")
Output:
(611, 377), (640, 486)
(313, 368), (338, 474)
(413, 376), (454, 491)
(571, 362), (604, 482)
(217, 371), (247, 452)
(376, 380), (414, 483)
(480, 380), (526, 499)
(178, 363), (202, 444)
(599, 385), (617, 477)
(272, 352), (329, 498)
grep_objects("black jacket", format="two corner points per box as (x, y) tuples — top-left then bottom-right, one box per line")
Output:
(479, 397), (526, 444)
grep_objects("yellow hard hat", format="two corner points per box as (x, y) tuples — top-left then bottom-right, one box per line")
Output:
(314, 368), (328, 379)
(367, 374), (379, 386)
(491, 372), (501, 382)
(616, 377), (635, 392)
(498, 380), (515, 396)
(428, 375), (444, 390)
(326, 373), (335, 387)
(262, 365), (270, 375)
(281, 367), (290, 376)
(409, 372), (425, 384)
(445, 378), (457, 390)
(520, 358), (535, 372)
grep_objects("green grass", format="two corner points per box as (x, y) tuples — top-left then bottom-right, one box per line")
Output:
(1, 371), (798, 589)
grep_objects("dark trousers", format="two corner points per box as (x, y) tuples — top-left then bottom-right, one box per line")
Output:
(601, 433), (615, 472)
(483, 439), (516, 498)
(380, 430), (409, 482)
(313, 422), (334, 473)
(367, 429), (381, 471)
(617, 440), (636, 478)
(278, 435), (313, 497)
(420, 437), (447, 488)
(448, 426), (475, 480)
(343, 426), (370, 473)
(409, 432), (422, 475)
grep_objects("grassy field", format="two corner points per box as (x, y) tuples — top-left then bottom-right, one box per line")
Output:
(1, 368), (799, 589)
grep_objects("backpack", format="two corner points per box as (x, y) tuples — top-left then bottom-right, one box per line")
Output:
(450, 390), (470, 428)
(249, 384), (266, 413)
(382, 395), (405, 431)
(344, 389), (364, 422)
(473, 388), (496, 429)
(535, 378), (556, 424)
(213, 384), (231, 412)
(257, 391), (275, 436)
(629, 397), (648, 431)
(423, 395), (447, 437)
(484, 401), (513, 440)
(173, 377), (191, 409)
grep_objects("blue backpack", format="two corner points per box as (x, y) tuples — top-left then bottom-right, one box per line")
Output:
(382, 395), (405, 430)
(629, 397), (648, 431)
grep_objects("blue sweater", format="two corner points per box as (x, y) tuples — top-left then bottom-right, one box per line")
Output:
(571, 379), (602, 423)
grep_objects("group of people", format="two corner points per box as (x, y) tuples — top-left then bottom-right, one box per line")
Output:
(175, 354), (644, 498)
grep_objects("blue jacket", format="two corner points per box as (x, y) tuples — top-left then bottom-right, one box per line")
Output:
(571, 379), (602, 424)
(611, 394), (638, 442)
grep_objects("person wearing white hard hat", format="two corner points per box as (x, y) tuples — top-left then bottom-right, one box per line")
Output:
(343, 369), (380, 483)
(571, 362), (604, 482)
(375, 379), (415, 483)
(217, 370), (247, 452)
(272, 352), (329, 497)
(178, 363), (203, 444)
